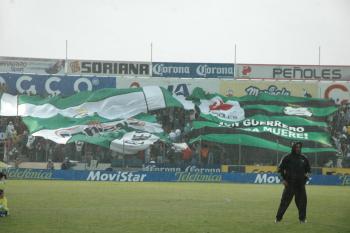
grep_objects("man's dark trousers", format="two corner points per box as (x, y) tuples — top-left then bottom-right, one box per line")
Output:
(276, 181), (307, 221)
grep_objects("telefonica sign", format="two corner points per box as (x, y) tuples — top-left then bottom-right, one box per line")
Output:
(236, 64), (350, 80)
(152, 62), (234, 78)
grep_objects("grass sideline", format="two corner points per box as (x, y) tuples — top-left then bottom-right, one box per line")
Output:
(0, 180), (349, 233)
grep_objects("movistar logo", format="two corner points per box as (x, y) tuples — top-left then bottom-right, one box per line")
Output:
(87, 171), (146, 182)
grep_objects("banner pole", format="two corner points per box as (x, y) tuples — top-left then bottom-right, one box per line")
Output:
(318, 45), (321, 66)
(276, 139), (279, 165)
(234, 44), (237, 78)
(238, 137), (241, 165)
(65, 40), (68, 74)
(123, 139), (125, 168)
(150, 42), (153, 63)
(315, 141), (318, 167)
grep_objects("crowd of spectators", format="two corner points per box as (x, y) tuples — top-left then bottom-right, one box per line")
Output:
(0, 105), (232, 168)
(0, 88), (350, 169)
(327, 103), (350, 168)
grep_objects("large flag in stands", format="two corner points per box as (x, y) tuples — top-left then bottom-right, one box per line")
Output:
(188, 87), (338, 154)
(0, 86), (182, 154)
(0, 86), (339, 155)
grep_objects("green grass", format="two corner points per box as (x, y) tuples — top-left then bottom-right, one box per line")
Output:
(0, 181), (349, 233)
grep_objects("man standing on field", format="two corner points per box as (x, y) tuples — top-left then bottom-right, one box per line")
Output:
(275, 141), (311, 223)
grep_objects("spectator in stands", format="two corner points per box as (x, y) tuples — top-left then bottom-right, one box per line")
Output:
(167, 147), (176, 164)
(6, 121), (16, 139)
(144, 147), (151, 163)
(19, 130), (29, 158)
(336, 153), (343, 168)
(169, 130), (177, 142)
(183, 122), (192, 136)
(47, 159), (55, 170)
(175, 129), (182, 142)
(173, 109), (181, 130)
(35, 139), (45, 162)
(157, 142), (166, 164)
(303, 89), (312, 98)
(149, 156), (156, 164)
(346, 146), (350, 158)
(191, 143), (201, 165)
(182, 146), (192, 166)
(345, 105), (350, 123)
(14, 157), (21, 168)
(74, 141), (84, 161)
(324, 159), (334, 168)
(189, 109), (196, 122)
(61, 157), (71, 170)
(200, 144), (209, 165)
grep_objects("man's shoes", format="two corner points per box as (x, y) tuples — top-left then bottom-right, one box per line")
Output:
(299, 219), (307, 224)
(275, 219), (281, 223)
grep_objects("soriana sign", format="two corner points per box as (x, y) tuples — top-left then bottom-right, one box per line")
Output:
(236, 64), (350, 80)
(68, 60), (151, 77)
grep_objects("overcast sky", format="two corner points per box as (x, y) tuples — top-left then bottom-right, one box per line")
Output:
(0, 0), (349, 65)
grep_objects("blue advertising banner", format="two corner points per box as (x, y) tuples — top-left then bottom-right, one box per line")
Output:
(141, 163), (222, 173)
(2, 168), (350, 186)
(0, 73), (116, 96)
(152, 62), (234, 78)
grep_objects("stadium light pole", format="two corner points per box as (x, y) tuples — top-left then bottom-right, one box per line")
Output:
(65, 40), (68, 74)
(276, 139), (279, 165)
(150, 42), (153, 63)
(318, 46), (321, 66)
(238, 137), (242, 165)
(234, 44), (237, 78)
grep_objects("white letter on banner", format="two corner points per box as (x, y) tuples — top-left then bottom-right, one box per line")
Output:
(254, 173), (267, 184)
(86, 171), (100, 181)
(45, 76), (61, 95)
(74, 78), (93, 92)
(16, 75), (37, 94)
(152, 64), (163, 75)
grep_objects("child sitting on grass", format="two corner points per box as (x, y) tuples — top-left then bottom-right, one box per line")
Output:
(0, 189), (9, 217)
(0, 172), (8, 217)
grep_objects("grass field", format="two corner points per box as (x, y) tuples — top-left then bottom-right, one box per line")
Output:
(0, 181), (349, 233)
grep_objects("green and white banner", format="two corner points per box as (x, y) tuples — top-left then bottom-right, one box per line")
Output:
(0, 86), (182, 118)
(22, 113), (164, 155)
(189, 88), (338, 154)
(0, 86), (182, 154)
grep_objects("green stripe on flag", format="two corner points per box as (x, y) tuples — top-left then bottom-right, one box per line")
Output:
(189, 134), (337, 154)
(18, 88), (141, 107)
(243, 105), (337, 117)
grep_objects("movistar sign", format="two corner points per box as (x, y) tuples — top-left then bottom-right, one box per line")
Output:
(152, 62), (234, 78)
